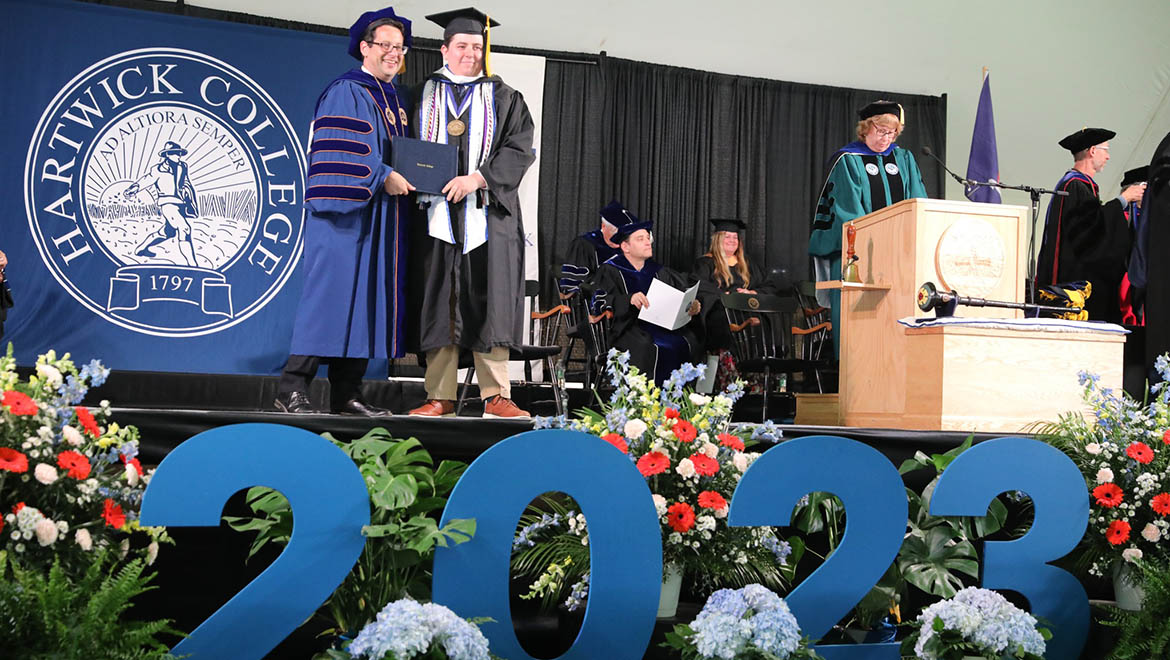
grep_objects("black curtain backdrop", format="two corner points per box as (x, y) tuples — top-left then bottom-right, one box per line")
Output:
(538, 56), (947, 304)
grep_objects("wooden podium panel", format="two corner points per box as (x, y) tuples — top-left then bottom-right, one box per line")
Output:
(837, 198), (1123, 432)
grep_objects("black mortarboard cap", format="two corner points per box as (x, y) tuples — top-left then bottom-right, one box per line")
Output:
(709, 218), (747, 234)
(1121, 166), (1149, 187)
(858, 100), (904, 123)
(600, 201), (638, 228)
(1058, 127), (1115, 153)
(348, 6), (413, 61)
(614, 220), (654, 243)
(426, 7), (499, 40)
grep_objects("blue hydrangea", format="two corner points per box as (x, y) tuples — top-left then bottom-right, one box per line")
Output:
(347, 599), (491, 660)
(912, 587), (1045, 660)
(689, 585), (804, 659)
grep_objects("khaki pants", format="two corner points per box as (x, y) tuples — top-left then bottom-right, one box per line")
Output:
(424, 345), (510, 401)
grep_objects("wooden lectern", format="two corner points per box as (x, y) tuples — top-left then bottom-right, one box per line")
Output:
(821, 198), (1124, 432)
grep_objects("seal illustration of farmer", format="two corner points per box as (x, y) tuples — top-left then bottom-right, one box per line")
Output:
(124, 140), (201, 266)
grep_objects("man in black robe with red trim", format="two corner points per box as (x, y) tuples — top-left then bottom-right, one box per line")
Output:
(1035, 128), (1145, 323)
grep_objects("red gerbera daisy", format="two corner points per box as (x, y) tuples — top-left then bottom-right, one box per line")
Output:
(1, 390), (38, 416)
(1106, 520), (1131, 545)
(102, 498), (126, 529)
(672, 420), (698, 443)
(1152, 493), (1170, 516)
(1163, 429), (1170, 445)
(12, 502), (25, 515)
(120, 455), (144, 476)
(664, 407), (681, 420)
(666, 502), (696, 533)
(75, 406), (101, 438)
(690, 453), (719, 477)
(601, 433), (629, 454)
(0, 448), (29, 474)
(717, 433), (745, 451)
(636, 451), (670, 477)
(57, 450), (92, 480)
(697, 490), (727, 510)
(1127, 442), (1155, 464)
(1092, 483), (1124, 508)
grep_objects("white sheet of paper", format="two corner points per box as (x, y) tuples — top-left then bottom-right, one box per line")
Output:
(638, 278), (700, 330)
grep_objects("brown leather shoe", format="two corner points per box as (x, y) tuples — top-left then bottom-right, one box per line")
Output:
(408, 399), (455, 417)
(483, 395), (530, 419)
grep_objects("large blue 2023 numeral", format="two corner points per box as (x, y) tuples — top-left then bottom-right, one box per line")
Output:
(930, 436), (1089, 660)
(729, 435), (907, 660)
(433, 429), (663, 659)
(139, 423), (370, 660)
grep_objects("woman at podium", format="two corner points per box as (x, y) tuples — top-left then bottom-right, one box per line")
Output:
(806, 100), (928, 355)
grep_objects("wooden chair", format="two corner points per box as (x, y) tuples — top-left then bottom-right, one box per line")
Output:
(722, 291), (828, 421)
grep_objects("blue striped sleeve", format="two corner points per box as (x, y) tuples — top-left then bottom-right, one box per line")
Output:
(304, 81), (394, 215)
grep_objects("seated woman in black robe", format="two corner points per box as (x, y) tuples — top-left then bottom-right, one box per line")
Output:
(692, 218), (773, 295)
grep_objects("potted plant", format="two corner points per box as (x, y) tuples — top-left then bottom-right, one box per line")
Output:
(516, 350), (797, 617)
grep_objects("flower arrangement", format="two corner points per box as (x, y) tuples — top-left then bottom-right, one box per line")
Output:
(901, 587), (1048, 660)
(1037, 356), (1170, 576)
(663, 584), (820, 659)
(320, 599), (501, 660)
(0, 346), (166, 574)
(519, 350), (793, 610)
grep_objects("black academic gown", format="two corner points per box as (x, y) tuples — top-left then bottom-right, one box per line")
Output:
(1035, 169), (1132, 323)
(408, 70), (535, 354)
(560, 231), (620, 296)
(691, 255), (774, 295)
(584, 255), (704, 384)
(1142, 131), (1170, 374)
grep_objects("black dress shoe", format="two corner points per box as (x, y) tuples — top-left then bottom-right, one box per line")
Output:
(332, 398), (391, 417)
(274, 391), (314, 413)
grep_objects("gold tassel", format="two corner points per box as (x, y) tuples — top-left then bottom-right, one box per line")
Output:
(484, 14), (492, 76)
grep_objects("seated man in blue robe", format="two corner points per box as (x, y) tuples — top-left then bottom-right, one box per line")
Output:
(274, 6), (415, 415)
(558, 200), (639, 298)
(583, 220), (723, 384)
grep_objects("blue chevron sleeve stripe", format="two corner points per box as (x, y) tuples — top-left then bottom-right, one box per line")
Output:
(310, 138), (371, 156)
(309, 161), (372, 178)
(312, 115), (373, 134)
(306, 185), (372, 202)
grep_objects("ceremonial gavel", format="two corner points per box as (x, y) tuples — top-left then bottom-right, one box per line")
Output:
(916, 282), (1081, 318)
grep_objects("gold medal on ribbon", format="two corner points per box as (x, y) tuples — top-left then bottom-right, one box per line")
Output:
(447, 119), (466, 137)
(385, 108), (397, 127)
(399, 108), (409, 128)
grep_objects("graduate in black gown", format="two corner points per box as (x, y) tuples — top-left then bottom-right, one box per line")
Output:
(1035, 128), (1145, 323)
(1120, 166), (1150, 324)
(407, 7), (536, 418)
(1137, 131), (1170, 379)
(583, 221), (709, 384)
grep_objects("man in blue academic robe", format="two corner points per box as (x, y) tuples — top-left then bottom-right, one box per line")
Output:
(274, 7), (415, 415)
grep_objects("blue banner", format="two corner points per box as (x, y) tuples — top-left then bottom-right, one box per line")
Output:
(2, 0), (365, 374)
(965, 73), (1001, 204)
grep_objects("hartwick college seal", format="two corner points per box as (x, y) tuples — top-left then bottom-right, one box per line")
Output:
(25, 48), (306, 337)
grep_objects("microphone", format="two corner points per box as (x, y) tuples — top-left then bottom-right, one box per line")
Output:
(920, 146), (973, 189)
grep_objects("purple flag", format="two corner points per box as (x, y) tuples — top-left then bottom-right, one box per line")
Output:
(965, 74), (1001, 203)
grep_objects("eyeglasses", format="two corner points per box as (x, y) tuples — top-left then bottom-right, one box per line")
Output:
(367, 41), (408, 55)
(872, 127), (898, 138)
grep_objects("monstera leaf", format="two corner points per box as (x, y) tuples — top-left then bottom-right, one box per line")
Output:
(898, 525), (979, 598)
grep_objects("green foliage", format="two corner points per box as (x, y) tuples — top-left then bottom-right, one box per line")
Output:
(224, 427), (475, 635)
(0, 549), (183, 659)
(1100, 558), (1170, 659)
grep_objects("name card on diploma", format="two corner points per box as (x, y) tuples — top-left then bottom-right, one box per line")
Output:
(639, 279), (700, 330)
(391, 137), (457, 195)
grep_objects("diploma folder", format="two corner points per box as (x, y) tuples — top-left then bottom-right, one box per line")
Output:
(391, 137), (457, 195)
(638, 278), (700, 331)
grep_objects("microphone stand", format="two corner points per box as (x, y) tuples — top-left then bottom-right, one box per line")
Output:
(964, 178), (1068, 304)
(920, 147), (1068, 305)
